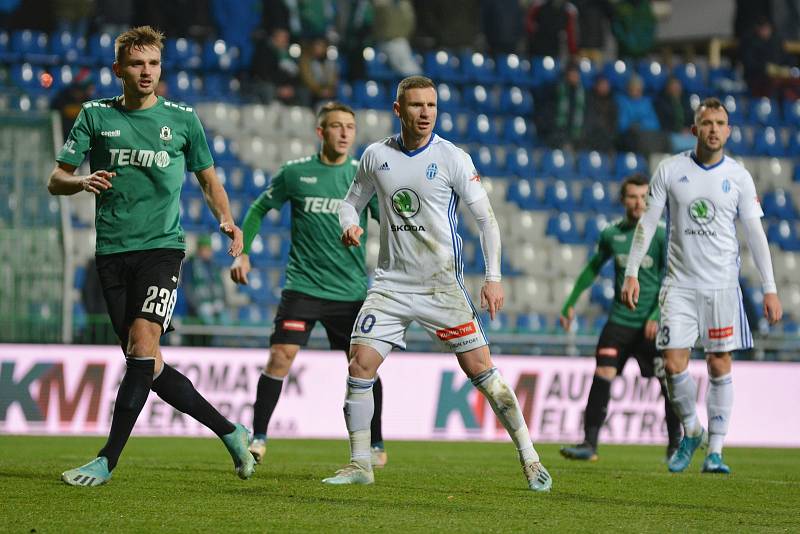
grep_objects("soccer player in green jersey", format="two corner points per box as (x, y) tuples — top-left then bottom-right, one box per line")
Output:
(558, 174), (681, 461)
(48, 26), (255, 486)
(229, 102), (386, 466)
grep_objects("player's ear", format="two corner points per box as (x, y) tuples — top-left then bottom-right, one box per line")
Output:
(690, 123), (698, 137)
(392, 101), (401, 118)
(112, 61), (121, 78)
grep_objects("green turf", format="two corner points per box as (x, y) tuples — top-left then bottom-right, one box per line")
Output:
(0, 436), (798, 533)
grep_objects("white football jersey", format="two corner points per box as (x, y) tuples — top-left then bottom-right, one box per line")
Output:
(350, 134), (488, 292)
(648, 151), (763, 289)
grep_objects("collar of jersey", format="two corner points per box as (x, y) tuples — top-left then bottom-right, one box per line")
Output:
(113, 95), (164, 113)
(396, 133), (435, 157)
(690, 151), (725, 171)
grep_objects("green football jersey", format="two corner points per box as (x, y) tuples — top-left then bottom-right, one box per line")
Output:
(56, 96), (213, 255)
(598, 219), (666, 327)
(242, 154), (379, 302)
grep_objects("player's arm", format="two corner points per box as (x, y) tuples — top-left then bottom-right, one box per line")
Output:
(741, 216), (782, 324)
(230, 188), (278, 285)
(194, 166), (243, 257)
(47, 162), (115, 195)
(560, 248), (608, 330)
(465, 195), (504, 320)
(621, 204), (663, 309)
(339, 160), (376, 247)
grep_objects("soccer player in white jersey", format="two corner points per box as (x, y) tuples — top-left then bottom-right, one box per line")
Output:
(621, 97), (783, 474)
(321, 76), (552, 492)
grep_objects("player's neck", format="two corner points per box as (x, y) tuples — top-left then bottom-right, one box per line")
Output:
(120, 91), (158, 111)
(319, 147), (348, 165)
(400, 129), (432, 152)
(693, 145), (724, 167)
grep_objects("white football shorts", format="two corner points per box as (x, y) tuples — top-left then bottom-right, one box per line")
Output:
(656, 285), (753, 353)
(350, 286), (488, 357)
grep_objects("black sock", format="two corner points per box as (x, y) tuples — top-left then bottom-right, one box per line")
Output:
(252, 373), (284, 437)
(151, 364), (235, 437)
(660, 380), (682, 446)
(583, 374), (612, 450)
(370, 376), (384, 447)
(98, 357), (155, 471)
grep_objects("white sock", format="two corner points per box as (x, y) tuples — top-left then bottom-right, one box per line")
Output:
(667, 369), (702, 437)
(472, 367), (539, 464)
(707, 373), (733, 455)
(344, 376), (374, 470)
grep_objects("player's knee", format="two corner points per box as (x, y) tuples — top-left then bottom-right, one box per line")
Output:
(348, 348), (379, 379)
(266, 345), (298, 377)
(706, 353), (732, 377)
(595, 366), (617, 380)
(127, 319), (161, 357)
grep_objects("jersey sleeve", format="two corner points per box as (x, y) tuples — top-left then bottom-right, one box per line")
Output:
(449, 148), (487, 204)
(647, 160), (669, 208)
(241, 168), (287, 254)
(259, 167), (289, 211)
(737, 170), (764, 220)
(56, 107), (92, 167)
(185, 111), (214, 173)
(367, 193), (380, 222)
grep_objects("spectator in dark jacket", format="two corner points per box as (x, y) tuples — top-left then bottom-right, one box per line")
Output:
(525, 0), (578, 58)
(655, 77), (693, 133)
(248, 26), (302, 104)
(581, 75), (617, 152)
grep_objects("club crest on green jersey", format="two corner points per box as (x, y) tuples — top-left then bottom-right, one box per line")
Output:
(160, 125), (172, 141)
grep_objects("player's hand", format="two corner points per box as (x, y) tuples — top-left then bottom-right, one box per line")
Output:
(559, 307), (575, 331)
(481, 280), (504, 320)
(644, 319), (658, 340)
(763, 293), (783, 325)
(621, 276), (640, 310)
(80, 170), (115, 194)
(220, 221), (243, 256)
(341, 225), (364, 247)
(230, 253), (251, 285)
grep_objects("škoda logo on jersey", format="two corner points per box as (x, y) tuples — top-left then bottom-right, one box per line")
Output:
(390, 188), (425, 231)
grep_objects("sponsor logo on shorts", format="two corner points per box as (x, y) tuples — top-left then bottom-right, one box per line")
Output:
(708, 326), (733, 339)
(597, 347), (618, 357)
(436, 321), (477, 341)
(282, 320), (306, 332)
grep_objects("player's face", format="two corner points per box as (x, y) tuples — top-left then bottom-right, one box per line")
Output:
(113, 45), (162, 98)
(317, 110), (356, 157)
(622, 184), (648, 221)
(692, 107), (730, 153)
(394, 87), (437, 140)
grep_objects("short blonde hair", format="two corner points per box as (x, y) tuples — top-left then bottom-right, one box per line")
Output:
(115, 25), (165, 63)
(317, 101), (356, 127)
(396, 75), (435, 103)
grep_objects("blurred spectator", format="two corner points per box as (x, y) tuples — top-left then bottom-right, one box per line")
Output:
(52, 67), (94, 141)
(413, 0), (480, 49)
(573, 0), (611, 61)
(298, 36), (338, 106)
(52, 0), (93, 37)
(581, 75), (617, 152)
(210, 0), (261, 66)
(248, 27), (301, 104)
(525, 0), (578, 59)
(772, 0), (800, 41)
(615, 74), (664, 153)
(610, 0), (655, 59)
(262, 0), (290, 34)
(541, 61), (585, 149)
(134, 0), (213, 39)
(734, 0), (771, 42)
(655, 77), (693, 133)
(480, 0), (524, 56)
(285, 0), (336, 40)
(373, 0), (421, 77)
(337, 0), (374, 80)
(95, 0), (132, 36)
(182, 235), (229, 326)
(740, 16), (798, 99)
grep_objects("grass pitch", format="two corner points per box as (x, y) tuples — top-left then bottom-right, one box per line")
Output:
(0, 436), (797, 533)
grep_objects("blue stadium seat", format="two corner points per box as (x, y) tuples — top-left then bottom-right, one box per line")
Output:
(590, 277), (614, 311)
(479, 311), (510, 333)
(726, 125), (753, 156)
(504, 147), (536, 177)
(543, 180), (576, 210)
(497, 53), (533, 87)
(435, 112), (467, 144)
(531, 56), (560, 87)
(709, 66), (746, 94)
(516, 312), (550, 333)
(546, 212), (582, 244)
(580, 181), (613, 212)
(762, 189), (797, 219)
(50, 30), (88, 64)
(470, 146), (505, 176)
(783, 99), (800, 128)
(166, 71), (201, 102)
(336, 81), (354, 106)
(583, 213), (610, 244)
(461, 52), (498, 85)
(11, 30), (57, 64)
(506, 178), (543, 209)
(466, 113), (500, 144)
(424, 50), (463, 83)
(87, 33), (114, 65)
(637, 59), (667, 94)
(164, 37), (201, 70)
(540, 149), (576, 179)
(181, 194), (207, 232)
(436, 82), (462, 113)
(749, 97), (782, 126)
(202, 39), (238, 71)
(209, 135), (237, 164)
(723, 94), (746, 125)
(787, 129), (800, 156)
(10, 62), (48, 95)
(238, 304), (266, 325)
(362, 47), (394, 80)
(602, 59), (631, 92)
(463, 84), (496, 114)
(0, 30), (18, 63)
(614, 152), (647, 179)
(578, 57), (597, 87)
(499, 86), (533, 115)
(767, 220), (800, 251)
(577, 151), (612, 180)
(502, 115), (535, 145)
(353, 80), (389, 109)
(672, 62), (706, 94)
(753, 127), (786, 157)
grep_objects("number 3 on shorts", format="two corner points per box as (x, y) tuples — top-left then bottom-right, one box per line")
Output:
(142, 285), (178, 329)
(658, 325), (670, 347)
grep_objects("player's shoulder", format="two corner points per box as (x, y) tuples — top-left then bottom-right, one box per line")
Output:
(279, 155), (316, 178)
(161, 98), (199, 119)
(720, 155), (754, 180)
(600, 218), (625, 239)
(658, 151), (693, 172)
(430, 134), (467, 157)
(283, 155), (315, 168)
(81, 97), (116, 112)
